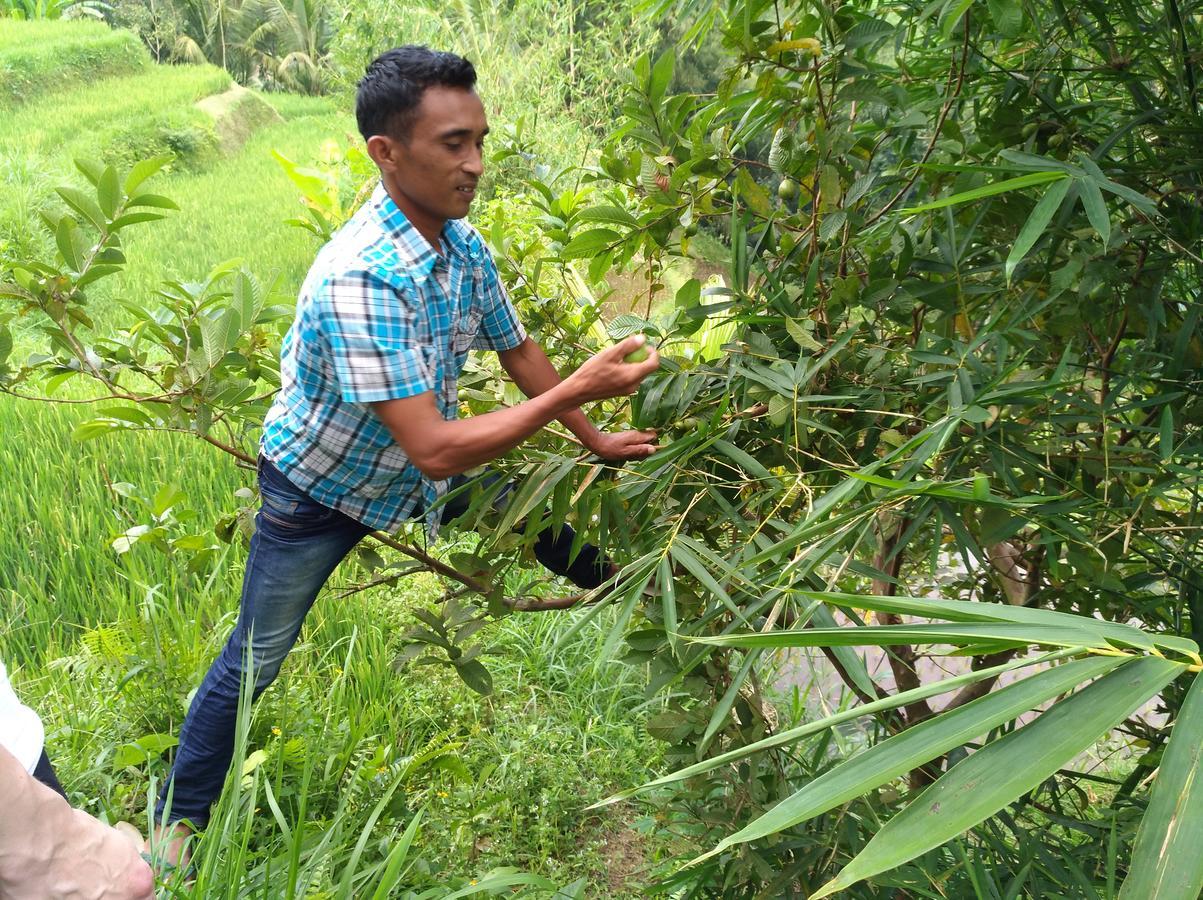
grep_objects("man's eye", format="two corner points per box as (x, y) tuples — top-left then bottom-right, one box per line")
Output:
(446, 142), (462, 150)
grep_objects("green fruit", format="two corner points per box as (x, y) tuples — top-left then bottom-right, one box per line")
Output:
(683, 222), (699, 237)
(679, 416), (701, 431)
(777, 178), (799, 201)
(800, 96), (817, 114)
(624, 346), (650, 363)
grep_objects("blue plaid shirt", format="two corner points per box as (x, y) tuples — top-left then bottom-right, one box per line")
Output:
(261, 182), (527, 535)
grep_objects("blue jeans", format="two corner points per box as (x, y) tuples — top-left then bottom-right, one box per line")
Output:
(154, 457), (610, 828)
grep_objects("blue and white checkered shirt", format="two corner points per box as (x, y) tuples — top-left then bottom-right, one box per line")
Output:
(261, 182), (527, 535)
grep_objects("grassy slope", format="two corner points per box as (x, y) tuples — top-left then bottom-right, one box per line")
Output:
(0, 63), (231, 161)
(0, 20), (148, 109)
(0, 27), (662, 895)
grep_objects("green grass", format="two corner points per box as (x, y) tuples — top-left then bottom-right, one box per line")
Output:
(0, 21), (149, 109)
(112, 105), (353, 318)
(0, 393), (661, 892)
(0, 63), (231, 166)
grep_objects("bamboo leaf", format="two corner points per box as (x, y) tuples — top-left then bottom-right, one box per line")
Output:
(692, 655), (1123, 864)
(1079, 178), (1111, 248)
(698, 649), (760, 754)
(592, 648), (1078, 808)
(813, 657), (1183, 897)
(1006, 177), (1072, 283)
(900, 171), (1067, 214)
(691, 622), (1113, 651)
(1120, 671), (1203, 900)
(797, 590), (1178, 654)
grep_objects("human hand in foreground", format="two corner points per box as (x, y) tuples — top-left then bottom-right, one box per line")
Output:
(566, 334), (660, 405)
(0, 747), (154, 900)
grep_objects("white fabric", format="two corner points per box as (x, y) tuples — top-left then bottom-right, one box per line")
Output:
(0, 661), (43, 774)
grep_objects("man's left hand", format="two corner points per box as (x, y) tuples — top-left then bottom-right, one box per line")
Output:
(586, 429), (659, 461)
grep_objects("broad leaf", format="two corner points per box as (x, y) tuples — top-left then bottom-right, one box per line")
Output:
(690, 655), (1123, 864)
(1120, 670), (1203, 899)
(813, 657), (1183, 897)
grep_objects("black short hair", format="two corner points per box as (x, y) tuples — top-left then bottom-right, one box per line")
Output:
(356, 46), (477, 142)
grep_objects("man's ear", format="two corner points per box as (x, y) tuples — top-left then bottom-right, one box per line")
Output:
(366, 134), (402, 174)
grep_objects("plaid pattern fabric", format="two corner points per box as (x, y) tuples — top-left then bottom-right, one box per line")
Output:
(261, 182), (527, 535)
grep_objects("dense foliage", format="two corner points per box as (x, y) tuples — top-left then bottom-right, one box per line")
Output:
(3, 0), (1203, 896)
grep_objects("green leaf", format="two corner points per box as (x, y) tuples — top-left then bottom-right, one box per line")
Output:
(712, 439), (773, 480)
(669, 542), (745, 623)
(1079, 178), (1111, 248)
(1160, 405), (1174, 462)
(900, 171), (1067, 215)
(124, 154), (173, 196)
(562, 228), (620, 260)
(368, 811), (424, 900)
(97, 165), (120, 219)
(0, 326), (11, 367)
(592, 648), (1078, 807)
(692, 655), (1123, 864)
(1120, 670), (1203, 899)
(659, 555), (678, 654)
(692, 621), (1111, 652)
(698, 649), (761, 754)
(126, 193), (179, 211)
(54, 217), (78, 271)
(844, 17), (894, 49)
(575, 205), (638, 228)
(797, 590), (1176, 654)
(818, 209), (847, 242)
(648, 49), (674, 104)
(813, 657), (1183, 898)
(986, 0), (1023, 37)
(109, 211), (166, 231)
(607, 313), (656, 340)
(1006, 176), (1072, 282)
(55, 187), (106, 231)
(940, 0), (974, 40)
(454, 658), (493, 696)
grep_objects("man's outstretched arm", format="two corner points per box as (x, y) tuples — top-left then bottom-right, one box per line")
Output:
(497, 337), (659, 461)
(0, 745), (154, 900)
(372, 334), (658, 480)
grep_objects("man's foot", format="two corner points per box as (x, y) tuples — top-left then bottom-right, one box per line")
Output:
(144, 820), (195, 883)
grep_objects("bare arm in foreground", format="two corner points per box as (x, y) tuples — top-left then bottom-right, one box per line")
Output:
(0, 744), (154, 900)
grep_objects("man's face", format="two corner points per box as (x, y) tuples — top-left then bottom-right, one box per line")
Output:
(384, 86), (488, 234)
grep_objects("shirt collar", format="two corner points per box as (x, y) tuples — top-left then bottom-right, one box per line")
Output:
(370, 182), (480, 280)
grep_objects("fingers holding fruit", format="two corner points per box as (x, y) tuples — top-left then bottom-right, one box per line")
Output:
(571, 334), (660, 402)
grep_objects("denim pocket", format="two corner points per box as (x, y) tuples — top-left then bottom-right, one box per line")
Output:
(257, 459), (336, 529)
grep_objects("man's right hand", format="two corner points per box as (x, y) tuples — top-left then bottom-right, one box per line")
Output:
(566, 335), (661, 404)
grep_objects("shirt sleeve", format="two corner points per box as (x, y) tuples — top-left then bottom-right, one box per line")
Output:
(318, 271), (436, 404)
(0, 661), (44, 774)
(471, 246), (528, 352)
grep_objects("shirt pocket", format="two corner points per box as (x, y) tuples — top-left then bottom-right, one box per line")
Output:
(451, 305), (484, 355)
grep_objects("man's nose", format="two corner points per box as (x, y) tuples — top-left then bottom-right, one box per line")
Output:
(464, 146), (484, 177)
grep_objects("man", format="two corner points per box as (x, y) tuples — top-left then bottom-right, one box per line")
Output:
(0, 661), (154, 899)
(151, 46), (659, 858)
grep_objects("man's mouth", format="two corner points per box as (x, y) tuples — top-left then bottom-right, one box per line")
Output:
(457, 185), (477, 198)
